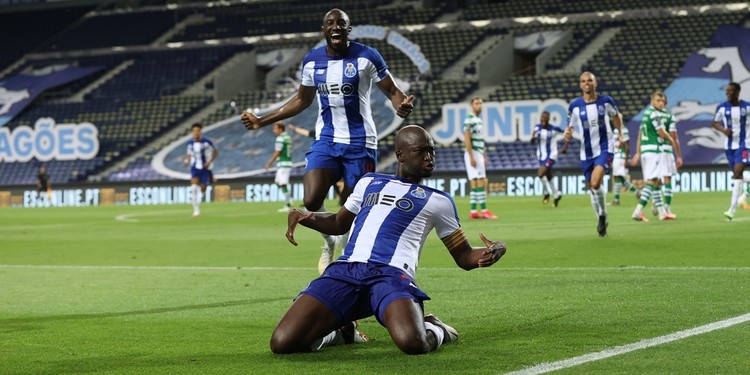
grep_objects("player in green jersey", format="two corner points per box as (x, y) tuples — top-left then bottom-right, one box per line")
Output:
(630, 92), (677, 221)
(463, 97), (497, 219)
(656, 95), (683, 216)
(266, 122), (294, 212)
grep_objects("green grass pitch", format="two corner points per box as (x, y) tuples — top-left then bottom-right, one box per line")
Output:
(1, 191), (749, 374)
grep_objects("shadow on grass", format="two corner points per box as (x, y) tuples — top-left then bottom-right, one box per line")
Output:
(26, 341), (470, 375)
(0, 297), (287, 333)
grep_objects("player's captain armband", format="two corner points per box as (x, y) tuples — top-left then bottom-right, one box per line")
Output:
(442, 228), (468, 252)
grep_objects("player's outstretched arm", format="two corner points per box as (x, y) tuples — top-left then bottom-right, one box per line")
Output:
(376, 74), (413, 118)
(286, 208), (356, 246)
(242, 85), (316, 130)
(441, 229), (506, 270)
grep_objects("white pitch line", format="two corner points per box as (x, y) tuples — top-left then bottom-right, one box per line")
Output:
(0, 223), (75, 231)
(0, 264), (310, 271)
(0, 265), (748, 272)
(500, 266), (750, 271)
(114, 210), (184, 222)
(114, 210), (276, 222)
(504, 312), (750, 375)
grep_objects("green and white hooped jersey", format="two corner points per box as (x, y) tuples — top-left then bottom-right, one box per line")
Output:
(463, 113), (485, 153)
(659, 111), (677, 153)
(275, 133), (293, 168)
(613, 126), (630, 159)
(639, 105), (665, 154)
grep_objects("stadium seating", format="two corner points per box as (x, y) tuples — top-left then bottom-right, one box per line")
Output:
(540, 21), (605, 71)
(2, 1), (748, 187)
(1, 46), (242, 185)
(462, 0), (738, 20)
(168, 0), (445, 43)
(43, 10), (186, 51)
(582, 13), (746, 117)
(0, 6), (92, 71)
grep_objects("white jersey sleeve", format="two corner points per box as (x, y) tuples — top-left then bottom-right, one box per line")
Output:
(300, 60), (315, 87)
(430, 194), (460, 239)
(714, 105), (725, 124)
(343, 175), (370, 215)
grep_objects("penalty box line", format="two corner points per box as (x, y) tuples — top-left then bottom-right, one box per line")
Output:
(503, 312), (750, 375)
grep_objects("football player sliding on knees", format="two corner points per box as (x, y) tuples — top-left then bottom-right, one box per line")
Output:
(270, 126), (506, 355)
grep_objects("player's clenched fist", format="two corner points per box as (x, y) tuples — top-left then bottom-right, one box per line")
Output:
(396, 95), (415, 118)
(563, 127), (573, 141)
(241, 111), (261, 130)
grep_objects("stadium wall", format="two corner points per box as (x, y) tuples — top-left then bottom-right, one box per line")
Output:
(0, 167), (739, 208)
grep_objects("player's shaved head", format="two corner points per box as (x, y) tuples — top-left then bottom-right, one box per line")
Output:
(395, 125), (435, 182)
(579, 71), (598, 96)
(580, 71), (597, 83)
(395, 125), (430, 151)
(323, 8), (350, 25)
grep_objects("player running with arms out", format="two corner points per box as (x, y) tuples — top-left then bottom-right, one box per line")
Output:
(711, 82), (750, 220)
(531, 111), (565, 207)
(274, 126), (507, 355)
(463, 97), (497, 219)
(241, 8), (414, 273)
(611, 114), (639, 206)
(630, 92), (677, 222)
(265, 122), (294, 212)
(183, 123), (217, 217)
(563, 71), (623, 236)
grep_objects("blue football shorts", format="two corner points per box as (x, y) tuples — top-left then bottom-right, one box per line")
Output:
(304, 141), (376, 189)
(299, 261), (431, 326)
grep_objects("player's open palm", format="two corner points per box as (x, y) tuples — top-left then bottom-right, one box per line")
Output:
(477, 232), (506, 267)
(286, 210), (314, 246)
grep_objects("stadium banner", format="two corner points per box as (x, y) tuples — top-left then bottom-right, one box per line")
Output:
(626, 25), (750, 166)
(438, 99), (569, 144)
(0, 168), (739, 208)
(0, 64), (103, 127)
(0, 117), (99, 162)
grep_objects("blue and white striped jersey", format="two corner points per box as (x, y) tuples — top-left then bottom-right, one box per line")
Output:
(186, 137), (215, 170)
(300, 41), (389, 150)
(338, 173), (460, 279)
(567, 95), (619, 160)
(533, 124), (564, 161)
(713, 100), (750, 150)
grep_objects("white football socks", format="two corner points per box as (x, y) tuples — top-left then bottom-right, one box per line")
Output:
(191, 184), (201, 212)
(424, 321), (445, 348)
